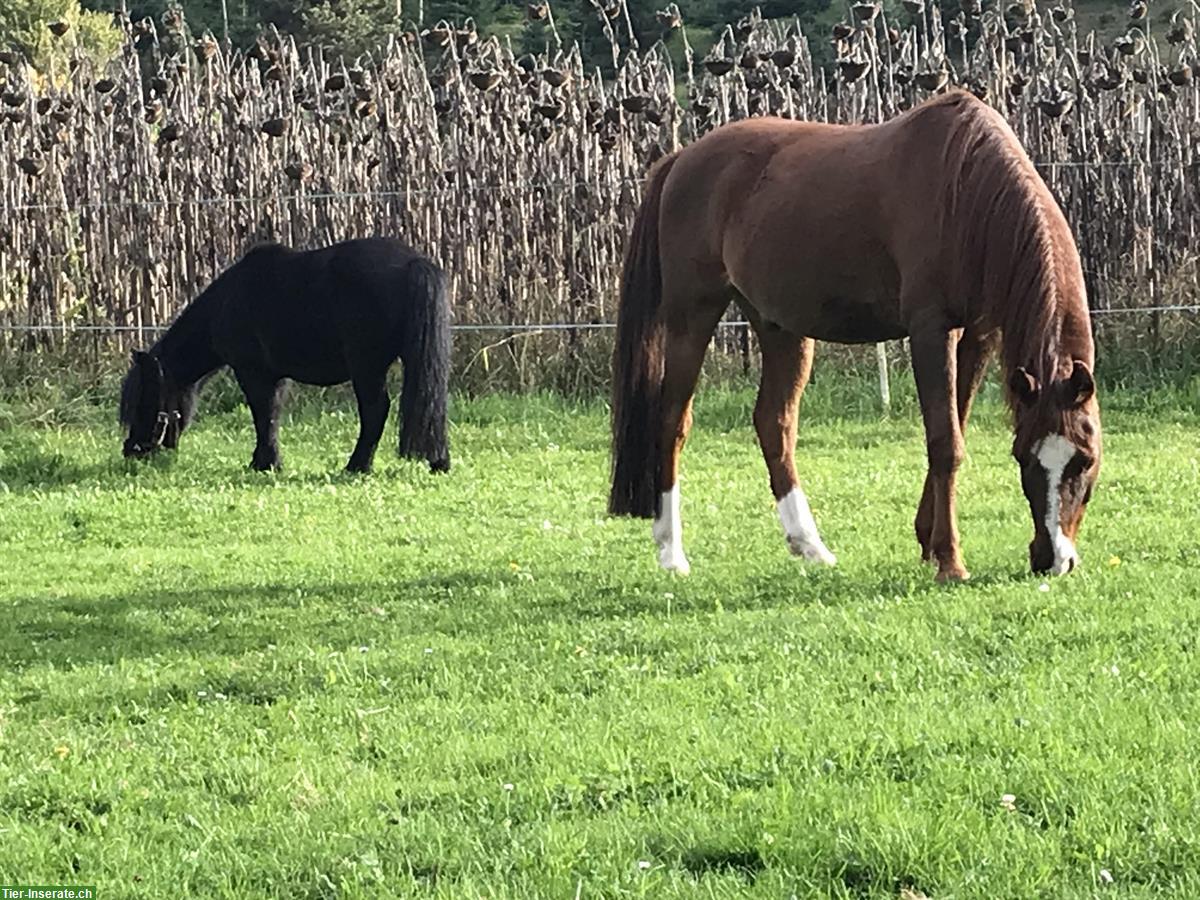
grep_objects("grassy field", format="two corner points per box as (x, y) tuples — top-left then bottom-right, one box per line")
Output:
(1, 374), (1199, 899)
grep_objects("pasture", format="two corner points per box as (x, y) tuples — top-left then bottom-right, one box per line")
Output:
(2, 374), (1198, 898)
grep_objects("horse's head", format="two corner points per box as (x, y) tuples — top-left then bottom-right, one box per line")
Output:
(120, 349), (184, 458)
(1009, 359), (1101, 575)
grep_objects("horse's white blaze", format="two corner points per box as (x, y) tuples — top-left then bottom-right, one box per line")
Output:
(652, 485), (689, 574)
(777, 487), (837, 565)
(1035, 433), (1079, 575)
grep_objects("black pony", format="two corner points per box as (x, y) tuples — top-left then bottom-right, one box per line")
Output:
(120, 237), (450, 473)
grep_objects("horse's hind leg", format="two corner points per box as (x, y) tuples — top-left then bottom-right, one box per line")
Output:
(914, 328), (998, 561)
(751, 319), (836, 565)
(653, 304), (727, 575)
(346, 372), (390, 474)
(234, 368), (286, 471)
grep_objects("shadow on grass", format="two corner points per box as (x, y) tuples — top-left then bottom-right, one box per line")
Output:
(0, 439), (450, 496)
(0, 571), (500, 670)
(2, 558), (1046, 680)
(0, 444), (133, 492)
(679, 846), (765, 883)
(2, 570), (759, 675)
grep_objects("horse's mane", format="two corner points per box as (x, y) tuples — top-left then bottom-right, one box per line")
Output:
(920, 91), (1089, 408)
(118, 364), (139, 425)
(119, 244), (287, 424)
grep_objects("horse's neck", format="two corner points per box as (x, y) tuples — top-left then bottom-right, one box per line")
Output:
(1003, 293), (1093, 386)
(156, 299), (223, 386)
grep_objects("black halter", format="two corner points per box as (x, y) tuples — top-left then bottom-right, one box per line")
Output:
(151, 410), (172, 446)
(131, 410), (179, 453)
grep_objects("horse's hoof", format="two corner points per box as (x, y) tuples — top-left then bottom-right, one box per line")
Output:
(787, 536), (837, 566)
(345, 463), (372, 474)
(657, 549), (691, 575)
(934, 566), (971, 584)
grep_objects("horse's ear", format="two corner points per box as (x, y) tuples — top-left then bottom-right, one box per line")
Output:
(1064, 359), (1095, 408)
(1009, 367), (1039, 406)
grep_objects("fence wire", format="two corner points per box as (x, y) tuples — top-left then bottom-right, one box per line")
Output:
(0, 159), (1192, 216)
(3, 304), (1197, 336)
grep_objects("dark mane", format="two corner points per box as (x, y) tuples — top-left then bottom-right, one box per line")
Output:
(118, 364), (138, 426)
(926, 91), (1091, 406)
(117, 246), (269, 426)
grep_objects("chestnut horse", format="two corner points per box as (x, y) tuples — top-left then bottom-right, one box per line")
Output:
(609, 91), (1101, 581)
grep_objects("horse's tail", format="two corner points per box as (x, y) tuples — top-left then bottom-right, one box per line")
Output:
(609, 153), (678, 518)
(398, 256), (451, 473)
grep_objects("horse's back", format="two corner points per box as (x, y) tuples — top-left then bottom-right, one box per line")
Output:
(658, 116), (903, 340)
(322, 236), (423, 276)
(243, 237), (426, 318)
(214, 237), (435, 383)
(656, 92), (1037, 342)
(659, 117), (866, 270)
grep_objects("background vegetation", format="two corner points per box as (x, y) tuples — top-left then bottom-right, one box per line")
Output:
(2, 0), (1197, 384)
(0, 0), (121, 71)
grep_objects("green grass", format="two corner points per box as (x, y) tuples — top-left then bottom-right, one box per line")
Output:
(1, 382), (1199, 899)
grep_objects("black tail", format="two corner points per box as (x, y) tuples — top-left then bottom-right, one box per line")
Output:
(398, 257), (451, 473)
(609, 153), (678, 518)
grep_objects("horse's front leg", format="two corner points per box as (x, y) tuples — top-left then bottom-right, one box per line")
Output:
(234, 368), (286, 471)
(909, 320), (969, 582)
(915, 328), (998, 562)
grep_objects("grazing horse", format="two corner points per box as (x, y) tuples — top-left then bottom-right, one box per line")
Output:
(120, 237), (451, 474)
(609, 91), (1101, 581)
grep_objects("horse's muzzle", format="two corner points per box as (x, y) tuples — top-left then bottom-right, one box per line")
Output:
(1029, 540), (1078, 576)
(124, 412), (172, 458)
(123, 439), (159, 458)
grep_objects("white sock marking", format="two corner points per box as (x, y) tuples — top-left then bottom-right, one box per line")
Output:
(777, 487), (837, 565)
(652, 485), (689, 574)
(1035, 433), (1079, 575)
